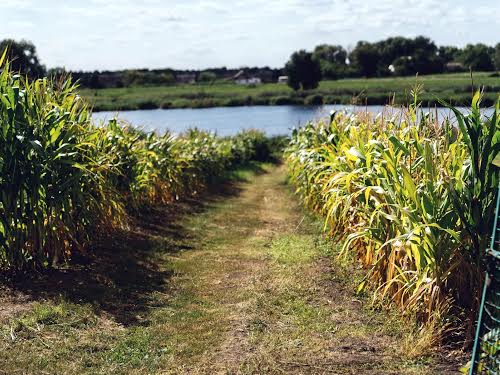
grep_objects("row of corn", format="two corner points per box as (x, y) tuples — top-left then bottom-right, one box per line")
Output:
(0, 57), (271, 270)
(286, 92), (500, 339)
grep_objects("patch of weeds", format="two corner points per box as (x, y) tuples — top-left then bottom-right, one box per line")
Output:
(249, 318), (268, 334)
(270, 292), (333, 333)
(5, 301), (97, 340)
(102, 328), (163, 370)
(268, 234), (329, 265)
(167, 303), (208, 326)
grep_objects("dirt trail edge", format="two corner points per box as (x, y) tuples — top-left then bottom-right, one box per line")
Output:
(0, 164), (460, 374)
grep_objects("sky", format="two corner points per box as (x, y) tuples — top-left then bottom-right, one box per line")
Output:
(1, 0), (499, 71)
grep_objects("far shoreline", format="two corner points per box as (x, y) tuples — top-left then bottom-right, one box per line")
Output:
(90, 97), (497, 113)
(82, 72), (499, 113)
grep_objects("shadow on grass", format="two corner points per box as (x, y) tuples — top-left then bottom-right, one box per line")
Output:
(0, 164), (272, 326)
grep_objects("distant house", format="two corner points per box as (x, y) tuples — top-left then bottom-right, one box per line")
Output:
(277, 75), (288, 83)
(233, 70), (262, 85)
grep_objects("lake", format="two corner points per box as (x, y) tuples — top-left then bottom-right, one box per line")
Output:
(92, 105), (492, 136)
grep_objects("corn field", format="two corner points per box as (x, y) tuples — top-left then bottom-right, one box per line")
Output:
(286, 92), (500, 341)
(0, 55), (272, 270)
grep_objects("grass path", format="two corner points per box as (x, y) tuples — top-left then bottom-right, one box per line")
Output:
(0, 164), (459, 374)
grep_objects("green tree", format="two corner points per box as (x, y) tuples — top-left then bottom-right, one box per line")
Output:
(376, 36), (415, 71)
(285, 50), (322, 90)
(438, 45), (460, 63)
(494, 43), (500, 71)
(198, 71), (217, 83)
(409, 36), (444, 74)
(312, 44), (347, 80)
(373, 36), (443, 76)
(158, 72), (175, 85)
(89, 71), (101, 89)
(123, 70), (175, 87)
(458, 43), (495, 71)
(392, 48), (444, 76)
(350, 42), (380, 77)
(0, 39), (45, 77)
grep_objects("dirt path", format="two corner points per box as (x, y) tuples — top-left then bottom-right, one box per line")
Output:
(0, 164), (459, 374)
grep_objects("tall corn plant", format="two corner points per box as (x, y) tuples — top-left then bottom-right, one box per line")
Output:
(445, 93), (499, 261)
(0, 56), (120, 269)
(286, 94), (500, 339)
(443, 93), (500, 337)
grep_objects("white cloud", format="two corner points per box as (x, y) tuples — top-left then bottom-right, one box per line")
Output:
(0, 0), (498, 71)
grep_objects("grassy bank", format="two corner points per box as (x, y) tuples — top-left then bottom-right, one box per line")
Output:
(80, 72), (500, 111)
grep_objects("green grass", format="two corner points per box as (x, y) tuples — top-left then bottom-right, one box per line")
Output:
(81, 72), (500, 111)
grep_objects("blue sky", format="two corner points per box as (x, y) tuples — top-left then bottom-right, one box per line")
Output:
(1, 0), (499, 71)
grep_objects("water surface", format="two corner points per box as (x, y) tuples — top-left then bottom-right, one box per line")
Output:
(92, 105), (493, 136)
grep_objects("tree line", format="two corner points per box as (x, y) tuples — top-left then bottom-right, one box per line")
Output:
(1, 36), (499, 91)
(286, 36), (500, 90)
(0, 39), (282, 89)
